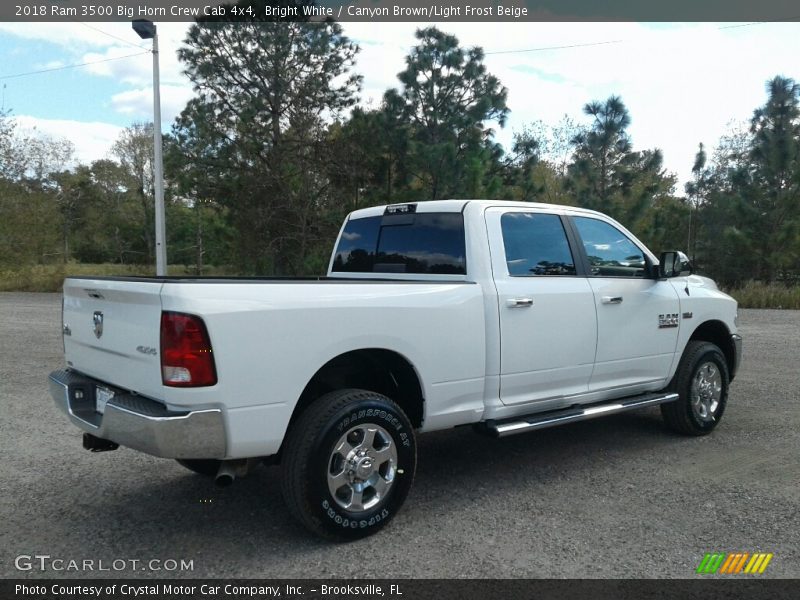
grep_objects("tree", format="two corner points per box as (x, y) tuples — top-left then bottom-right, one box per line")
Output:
(505, 126), (543, 202)
(0, 109), (17, 179)
(171, 9), (361, 273)
(384, 26), (508, 199)
(746, 76), (800, 281)
(503, 117), (585, 205)
(85, 159), (144, 264)
(112, 123), (157, 263)
(693, 78), (800, 285)
(328, 105), (414, 207)
(683, 143), (709, 262)
(568, 95), (674, 226)
(570, 96), (631, 206)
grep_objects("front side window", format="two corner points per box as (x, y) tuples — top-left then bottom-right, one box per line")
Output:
(500, 212), (576, 276)
(332, 212), (466, 275)
(573, 216), (646, 277)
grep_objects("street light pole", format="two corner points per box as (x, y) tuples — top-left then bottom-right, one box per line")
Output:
(133, 19), (167, 276)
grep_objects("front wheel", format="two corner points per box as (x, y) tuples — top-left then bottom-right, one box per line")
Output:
(661, 341), (729, 436)
(280, 389), (416, 540)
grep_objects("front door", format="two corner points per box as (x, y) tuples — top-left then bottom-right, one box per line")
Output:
(570, 215), (681, 391)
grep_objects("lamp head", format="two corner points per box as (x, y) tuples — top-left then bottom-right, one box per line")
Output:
(132, 19), (156, 40)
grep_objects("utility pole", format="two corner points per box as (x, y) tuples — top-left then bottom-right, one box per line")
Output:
(133, 19), (167, 276)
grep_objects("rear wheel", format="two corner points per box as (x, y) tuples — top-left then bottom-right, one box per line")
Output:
(661, 341), (729, 435)
(281, 389), (416, 540)
(175, 459), (221, 477)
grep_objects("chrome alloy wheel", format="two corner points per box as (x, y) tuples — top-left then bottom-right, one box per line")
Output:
(691, 361), (723, 422)
(327, 424), (398, 513)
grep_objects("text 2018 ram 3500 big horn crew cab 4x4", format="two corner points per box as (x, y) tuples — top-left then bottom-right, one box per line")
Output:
(50, 200), (742, 539)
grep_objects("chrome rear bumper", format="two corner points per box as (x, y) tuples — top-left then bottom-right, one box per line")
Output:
(48, 369), (226, 459)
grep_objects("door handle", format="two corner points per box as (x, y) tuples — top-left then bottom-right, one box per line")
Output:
(507, 298), (534, 308)
(601, 296), (623, 304)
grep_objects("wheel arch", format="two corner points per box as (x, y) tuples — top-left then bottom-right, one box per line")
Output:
(288, 348), (425, 433)
(688, 319), (736, 381)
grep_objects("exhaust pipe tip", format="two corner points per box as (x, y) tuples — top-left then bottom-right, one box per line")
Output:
(214, 461), (237, 487)
(83, 433), (119, 452)
(214, 473), (234, 487)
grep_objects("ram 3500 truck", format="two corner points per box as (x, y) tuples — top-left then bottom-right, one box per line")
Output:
(50, 200), (741, 539)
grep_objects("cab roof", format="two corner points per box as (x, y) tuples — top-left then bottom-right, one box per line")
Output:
(348, 199), (608, 220)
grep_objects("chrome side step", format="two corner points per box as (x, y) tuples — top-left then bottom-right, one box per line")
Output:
(485, 392), (679, 438)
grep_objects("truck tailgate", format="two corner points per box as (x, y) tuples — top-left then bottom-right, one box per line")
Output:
(62, 278), (165, 400)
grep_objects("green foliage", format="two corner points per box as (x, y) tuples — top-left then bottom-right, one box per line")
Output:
(0, 178), (61, 266)
(692, 76), (800, 285)
(171, 18), (361, 274)
(568, 95), (676, 226)
(1, 27), (799, 301)
(383, 26), (508, 200)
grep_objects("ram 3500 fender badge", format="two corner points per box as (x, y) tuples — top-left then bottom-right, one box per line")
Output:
(136, 346), (157, 356)
(658, 313), (679, 328)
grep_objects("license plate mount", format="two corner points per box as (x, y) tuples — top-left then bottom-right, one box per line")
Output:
(95, 386), (114, 414)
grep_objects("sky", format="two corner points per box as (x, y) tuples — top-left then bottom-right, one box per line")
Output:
(1, 20), (799, 190)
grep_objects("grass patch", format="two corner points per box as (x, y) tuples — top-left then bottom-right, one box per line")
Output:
(723, 280), (800, 309)
(0, 263), (235, 292)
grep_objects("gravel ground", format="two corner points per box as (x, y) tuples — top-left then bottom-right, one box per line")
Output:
(0, 293), (797, 579)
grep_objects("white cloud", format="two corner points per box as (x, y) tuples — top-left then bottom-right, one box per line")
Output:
(78, 25), (190, 88)
(35, 60), (67, 70)
(110, 85), (194, 123)
(12, 115), (123, 165)
(0, 22), (134, 48)
(80, 46), (155, 85)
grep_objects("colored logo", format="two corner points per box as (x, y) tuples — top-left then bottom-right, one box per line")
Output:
(696, 552), (773, 574)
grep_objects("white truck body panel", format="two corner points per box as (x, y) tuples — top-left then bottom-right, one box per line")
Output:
(159, 280), (486, 456)
(54, 200), (740, 461)
(62, 278), (164, 400)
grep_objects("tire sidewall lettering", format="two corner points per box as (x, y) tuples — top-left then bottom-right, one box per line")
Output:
(310, 396), (415, 535)
(319, 501), (391, 529)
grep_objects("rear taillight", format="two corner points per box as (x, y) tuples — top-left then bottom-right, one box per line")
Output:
(160, 311), (217, 387)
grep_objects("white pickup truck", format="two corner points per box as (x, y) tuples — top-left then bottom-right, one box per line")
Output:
(50, 200), (741, 539)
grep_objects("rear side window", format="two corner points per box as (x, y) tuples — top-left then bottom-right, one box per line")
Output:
(332, 213), (466, 275)
(500, 213), (576, 276)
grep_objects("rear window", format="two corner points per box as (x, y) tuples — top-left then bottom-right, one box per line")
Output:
(332, 212), (466, 275)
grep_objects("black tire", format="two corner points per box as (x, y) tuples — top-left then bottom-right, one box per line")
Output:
(661, 341), (729, 436)
(280, 389), (416, 541)
(175, 459), (222, 477)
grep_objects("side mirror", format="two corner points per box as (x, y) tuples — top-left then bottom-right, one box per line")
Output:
(659, 251), (693, 278)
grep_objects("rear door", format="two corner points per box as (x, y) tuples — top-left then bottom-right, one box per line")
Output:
(486, 208), (597, 405)
(569, 215), (681, 391)
(62, 278), (165, 399)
